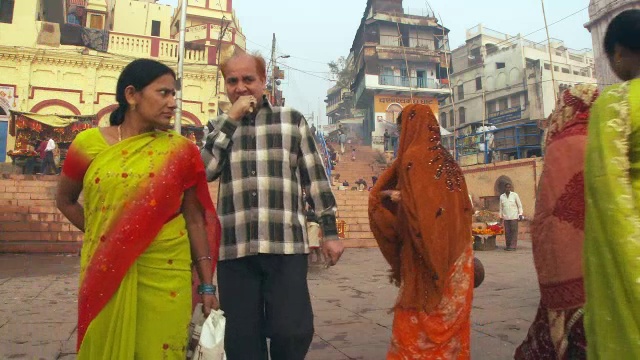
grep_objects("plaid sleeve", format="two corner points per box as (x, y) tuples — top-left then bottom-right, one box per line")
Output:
(201, 114), (238, 182)
(296, 112), (339, 239)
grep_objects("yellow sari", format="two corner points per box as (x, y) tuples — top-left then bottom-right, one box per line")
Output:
(584, 79), (640, 358)
(62, 128), (220, 359)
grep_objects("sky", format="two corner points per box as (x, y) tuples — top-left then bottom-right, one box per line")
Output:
(158, 0), (594, 125)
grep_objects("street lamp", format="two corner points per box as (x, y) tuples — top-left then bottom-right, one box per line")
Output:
(272, 55), (290, 105)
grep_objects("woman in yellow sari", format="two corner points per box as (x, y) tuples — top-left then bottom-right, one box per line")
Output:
(369, 104), (474, 359)
(56, 59), (221, 359)
(584, 9), (640, 359)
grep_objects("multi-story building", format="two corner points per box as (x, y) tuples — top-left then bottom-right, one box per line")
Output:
(350, 0), (452, 150)
(326, 84), (354, 125)
(439, 24), (597, 166)
(0, 0), (245, 162)
(585, 0), (640, 87)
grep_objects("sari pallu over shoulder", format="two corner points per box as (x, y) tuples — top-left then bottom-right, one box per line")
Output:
(584, 80), (640, 359)
(369, 104), (472, 312)
(63, 130), (220, 350)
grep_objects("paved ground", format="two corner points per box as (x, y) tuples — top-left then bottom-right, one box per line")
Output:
(0, 239), (538, 360)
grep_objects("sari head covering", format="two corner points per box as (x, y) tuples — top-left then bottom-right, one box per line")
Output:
(369, 104), (472, 311)
(516, 84), (598, 360)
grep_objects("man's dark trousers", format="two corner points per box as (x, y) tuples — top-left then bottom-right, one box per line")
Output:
(218, 254), (314, 360)
(504, 219), (519, 249)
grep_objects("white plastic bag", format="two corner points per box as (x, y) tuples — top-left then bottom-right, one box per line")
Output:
(193, 309), (227, 360)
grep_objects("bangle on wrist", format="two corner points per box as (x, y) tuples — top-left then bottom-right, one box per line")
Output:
(194, 256), (212, 264)
(197, 284), (216, 295)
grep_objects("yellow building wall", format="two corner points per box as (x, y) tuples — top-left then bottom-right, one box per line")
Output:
(113, 0), (174, 38)
(0, 0), (246, 162)
(0, 1), (40, 47)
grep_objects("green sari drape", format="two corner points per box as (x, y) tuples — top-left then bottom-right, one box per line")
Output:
(62, 128), (220, 359)
(584, 79), (640, 359)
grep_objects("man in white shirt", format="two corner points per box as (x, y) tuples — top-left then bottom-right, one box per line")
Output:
(499, 183), (523, 251)
(41, 136), (56, 175)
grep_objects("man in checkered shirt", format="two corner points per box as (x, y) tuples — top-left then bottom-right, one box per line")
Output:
(201, 53), (345, 360)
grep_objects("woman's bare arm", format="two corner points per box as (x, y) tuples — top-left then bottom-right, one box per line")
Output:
(56, 175), (85, 231)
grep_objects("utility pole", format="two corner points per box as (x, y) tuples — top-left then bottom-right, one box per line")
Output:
(438, 13), (457, 160)
(213, 16), (228, 103)
(540, 0), (558, 102)
(174, 0), (188, 134)
(270, 33), (277, 105)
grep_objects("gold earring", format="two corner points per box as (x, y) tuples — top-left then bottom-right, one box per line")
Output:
(131, 103), (136, 111)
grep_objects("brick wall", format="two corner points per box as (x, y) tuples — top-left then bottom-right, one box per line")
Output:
(2, 160), (539, 254)
(463, 158), (544, 217)
(0, 174), (83, 253)
(208, 182), (378, 248)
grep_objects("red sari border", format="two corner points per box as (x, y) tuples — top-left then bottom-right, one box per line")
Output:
(77, 139), (219, 349)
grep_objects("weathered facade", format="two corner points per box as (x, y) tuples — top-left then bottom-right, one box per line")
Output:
(439, 24), (596, 166)
(0, 0), (246, 162)
(350, 0), (451, 150)
(584, 0), (640, 87)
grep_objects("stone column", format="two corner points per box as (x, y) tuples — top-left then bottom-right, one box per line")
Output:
(585, 0), (640, 87)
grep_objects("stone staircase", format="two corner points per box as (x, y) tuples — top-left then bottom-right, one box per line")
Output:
(330, 144), (386, 188)
(328, 142), (387, 248)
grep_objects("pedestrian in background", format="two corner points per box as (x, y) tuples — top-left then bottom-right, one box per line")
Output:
(383, 129), (390, 151)
(499, 183), (523, 251)
(201, 52), (344, 360)
(584, 10), (640, 359)
(338, 130), (347, 154)
(56, 59), (220, 359)
(41, 134), (56, 175)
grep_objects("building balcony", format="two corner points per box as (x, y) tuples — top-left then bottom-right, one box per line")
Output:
(326, 101), (344, 114)
(373, 44), (443, 63)
(354, 73), (451, 107)
(379, 35), (435, 50)
(108, 32), (214, 65)
(379, 75), (440, 89)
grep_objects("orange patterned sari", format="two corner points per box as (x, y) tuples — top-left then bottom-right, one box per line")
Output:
(369, 104), (474, 359)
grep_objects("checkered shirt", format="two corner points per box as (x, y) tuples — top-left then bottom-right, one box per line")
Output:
(201, 98), (339, 260)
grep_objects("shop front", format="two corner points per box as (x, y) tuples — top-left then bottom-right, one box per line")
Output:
(371, 94), (439, 152)
(8, 111), (95, 174)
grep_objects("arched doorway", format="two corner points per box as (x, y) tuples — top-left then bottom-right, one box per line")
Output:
(494, 175), (513, 195)
(385, 103), (402, 123)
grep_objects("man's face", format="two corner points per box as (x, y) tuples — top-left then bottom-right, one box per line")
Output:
(224, 56), (266, 104)
(505, 184), (512, 193)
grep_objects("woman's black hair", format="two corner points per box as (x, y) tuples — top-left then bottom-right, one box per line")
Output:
(604, 9), (640, 57)
(109, 59), (176, 126)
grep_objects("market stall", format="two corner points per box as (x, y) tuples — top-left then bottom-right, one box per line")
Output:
(8, 111), (95, 174)
(181, 124), (205, 148)
(472, 210), (504, 251)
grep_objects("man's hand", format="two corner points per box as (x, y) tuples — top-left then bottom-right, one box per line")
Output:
(228, 95), (257, 120)
(322, 239), (344, 267)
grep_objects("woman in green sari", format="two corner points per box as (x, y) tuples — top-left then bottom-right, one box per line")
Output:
(56, 59), (221, 359)
(584, 9), (640, 359)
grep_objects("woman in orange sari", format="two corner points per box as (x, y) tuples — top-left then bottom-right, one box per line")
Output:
(369, 104), (474, 359)
(56, 59), (220, 359)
